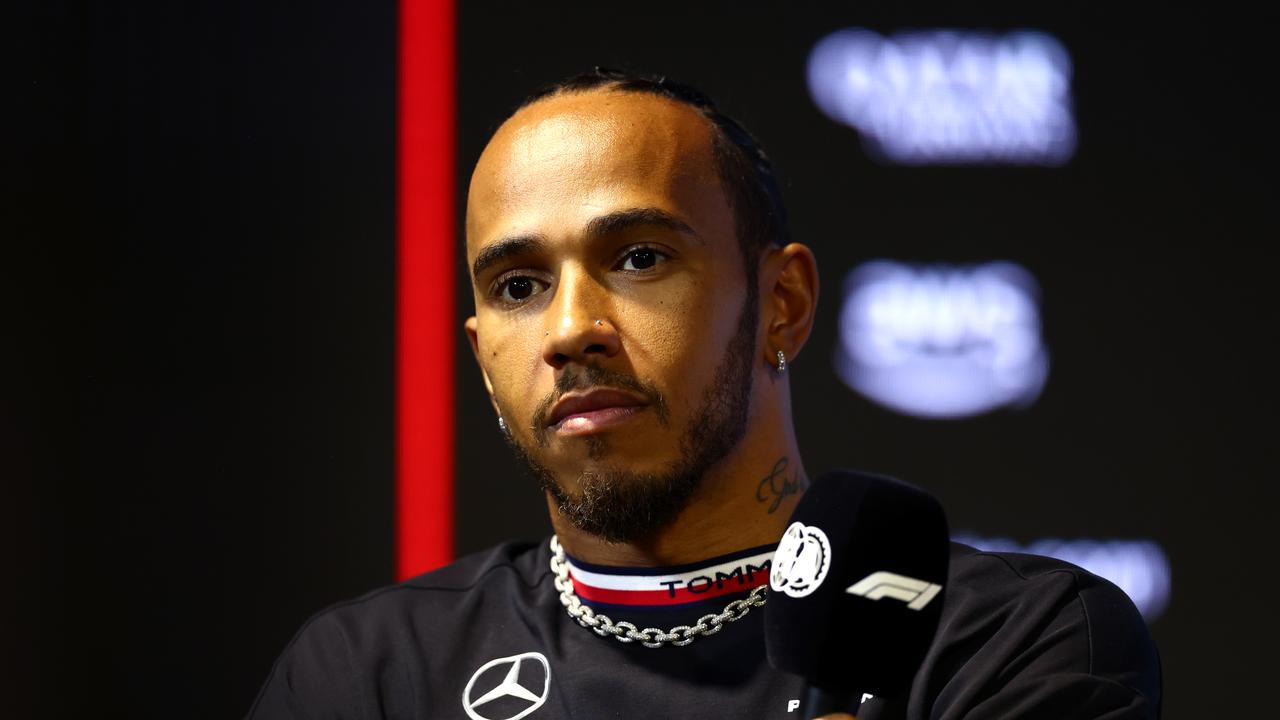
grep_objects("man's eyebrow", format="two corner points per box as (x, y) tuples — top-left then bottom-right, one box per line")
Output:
(471, 234), (548, 281)
(584, 208), (703, 244)
(471, 208), (702, 281)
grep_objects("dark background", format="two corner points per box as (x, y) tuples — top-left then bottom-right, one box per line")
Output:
(11, 1), (1275, 717)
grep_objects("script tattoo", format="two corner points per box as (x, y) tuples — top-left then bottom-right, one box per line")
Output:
(756, 457), (805, 514)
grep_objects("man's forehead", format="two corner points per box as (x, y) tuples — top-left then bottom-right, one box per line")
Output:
(478, 90), (717, 181)
(466, 90), (724, 254)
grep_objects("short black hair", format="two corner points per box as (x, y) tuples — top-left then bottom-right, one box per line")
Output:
(516, 67), (790, 267)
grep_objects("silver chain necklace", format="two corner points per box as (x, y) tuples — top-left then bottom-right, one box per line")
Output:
(549, 535), (769, 649)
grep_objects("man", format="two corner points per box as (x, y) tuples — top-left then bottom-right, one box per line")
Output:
(250, 69), (1161, 719)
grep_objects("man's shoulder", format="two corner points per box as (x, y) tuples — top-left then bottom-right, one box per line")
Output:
(946, 541), (1150, 635)
(291, 539), (551, 644)
(336, 538), (548, 614)
(923, 542), (1161, 716)
(949, 541), (1117, 593)
(400, 538), (550, 593)
(249, 541), (554, 718)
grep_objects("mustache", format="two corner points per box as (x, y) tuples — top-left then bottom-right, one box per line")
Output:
(531, 364), (669, 445)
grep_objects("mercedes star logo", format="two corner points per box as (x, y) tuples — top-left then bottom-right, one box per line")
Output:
(462, 651), (551, 720)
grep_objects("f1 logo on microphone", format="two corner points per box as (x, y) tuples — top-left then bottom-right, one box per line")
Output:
(846, 571), (943, 610)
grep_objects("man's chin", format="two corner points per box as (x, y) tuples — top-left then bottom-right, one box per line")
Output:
(540, 460), (674, 495)
(504, 423), (708, 543)
(548, 471), (701, 544)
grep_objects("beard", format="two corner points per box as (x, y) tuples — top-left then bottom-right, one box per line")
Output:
(502, 281), (759, 544)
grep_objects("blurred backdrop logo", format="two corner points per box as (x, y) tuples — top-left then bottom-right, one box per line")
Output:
(807, 28), (1077, 165)
(835, 260), (1048, 419)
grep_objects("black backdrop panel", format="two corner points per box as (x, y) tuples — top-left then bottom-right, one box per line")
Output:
(15, 0), (396, 716)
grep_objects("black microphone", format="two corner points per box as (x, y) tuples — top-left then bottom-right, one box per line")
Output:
(764, 470), (950, 719)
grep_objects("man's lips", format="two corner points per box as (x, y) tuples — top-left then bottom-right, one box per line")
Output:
(546, 389), (649, 434)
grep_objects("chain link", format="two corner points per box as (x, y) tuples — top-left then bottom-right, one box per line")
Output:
(550, 535), (768, 649)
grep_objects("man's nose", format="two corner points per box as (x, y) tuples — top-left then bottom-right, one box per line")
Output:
(541, 267), (620, 369)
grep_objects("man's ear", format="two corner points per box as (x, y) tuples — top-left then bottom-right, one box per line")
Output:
(464, 316), (499, 413)
(762, 243), (820, 367)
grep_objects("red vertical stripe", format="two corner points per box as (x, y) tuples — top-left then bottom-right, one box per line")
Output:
(397, 0), (455, 579)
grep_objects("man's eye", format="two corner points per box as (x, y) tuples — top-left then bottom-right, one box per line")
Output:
(620, 248), (666, 272)
(498, 276), (548, 303)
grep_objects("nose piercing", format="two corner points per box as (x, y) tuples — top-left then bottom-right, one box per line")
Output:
(595, 319), (604, 326)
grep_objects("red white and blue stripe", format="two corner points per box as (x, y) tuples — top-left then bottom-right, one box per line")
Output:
(565, 545), (774, 609)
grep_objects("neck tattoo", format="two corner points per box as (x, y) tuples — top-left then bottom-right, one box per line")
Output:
(755, 456), (805, 514)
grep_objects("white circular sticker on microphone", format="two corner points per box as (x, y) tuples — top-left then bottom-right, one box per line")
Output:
(770, 521), (832, 598)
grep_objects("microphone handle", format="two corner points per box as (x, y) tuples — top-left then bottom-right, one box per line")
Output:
(802, 685), (864, 719)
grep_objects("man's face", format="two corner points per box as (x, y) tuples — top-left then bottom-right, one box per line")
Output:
(465, 90), (760, 541)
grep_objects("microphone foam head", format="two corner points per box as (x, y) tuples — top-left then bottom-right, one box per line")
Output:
(764, 470), (950, 698)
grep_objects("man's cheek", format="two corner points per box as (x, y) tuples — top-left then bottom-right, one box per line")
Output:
(482, 332), (543, 392)
(626, 296), (707, 365)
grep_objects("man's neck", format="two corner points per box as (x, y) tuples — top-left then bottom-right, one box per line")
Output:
(549, 444), (809, 568)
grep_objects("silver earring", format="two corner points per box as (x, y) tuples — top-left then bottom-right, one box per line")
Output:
(497, 416), (507, 432)
(776, 350), (787, 373)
